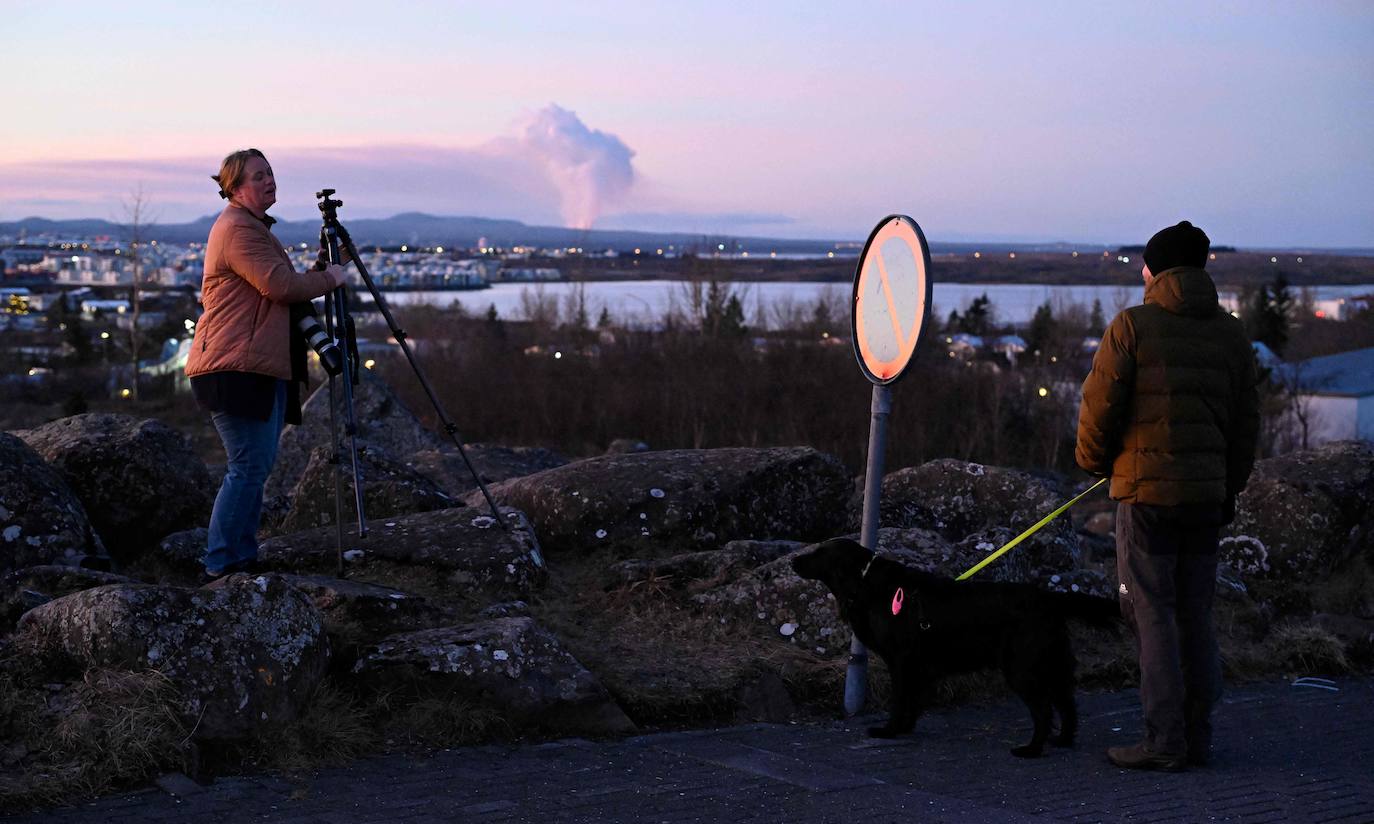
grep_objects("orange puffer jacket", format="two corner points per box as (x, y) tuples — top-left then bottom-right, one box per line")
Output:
(1075, 267), (1260, 505)
(185, 204), (336, 380)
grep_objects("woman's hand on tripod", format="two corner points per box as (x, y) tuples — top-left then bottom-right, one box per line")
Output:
(324, 263), (348, 289)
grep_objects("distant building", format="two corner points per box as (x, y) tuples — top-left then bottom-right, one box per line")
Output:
(1272, 346), (1374, 444)
(499, 267), (562, 282)
(80, 299), (130, 317)
(991, 334), (1027, 364)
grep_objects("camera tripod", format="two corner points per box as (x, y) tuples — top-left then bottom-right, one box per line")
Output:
(316, 188), (510, 576)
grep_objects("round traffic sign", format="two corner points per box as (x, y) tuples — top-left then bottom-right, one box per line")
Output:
(851, 214), (932, 384)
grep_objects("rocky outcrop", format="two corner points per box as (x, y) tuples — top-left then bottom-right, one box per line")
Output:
(468, 448), (851, 558)
(605, 539), (804, 591)
(0, 565), (136, 633)
(268, 371), (445, 502)
(692, 548), (846, 656)
(1223, 441), (1374, 580)
(274, 445), (455, 534)
(277, 573), (455, 663)
(16, 414), (212, 560)
(260, 506), (545, 603)
(874, 459), (1083, 575)
(140, 527), (208, 584)
(405, 445), (569, 497)
(352, 616), (635, 735)
(0, 433), (108, 573)
(17, 575), (330, 739)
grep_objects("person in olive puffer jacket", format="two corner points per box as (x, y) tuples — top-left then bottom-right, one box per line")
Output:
(1076, 220), (1260, 773)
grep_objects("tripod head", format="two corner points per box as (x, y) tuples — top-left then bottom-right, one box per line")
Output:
(316, 188), (344, 226)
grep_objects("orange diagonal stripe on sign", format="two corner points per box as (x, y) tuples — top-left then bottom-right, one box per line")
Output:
(873, 250), (908, 352)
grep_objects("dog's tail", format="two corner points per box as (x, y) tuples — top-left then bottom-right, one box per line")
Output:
(1044, 590), (1120, 629)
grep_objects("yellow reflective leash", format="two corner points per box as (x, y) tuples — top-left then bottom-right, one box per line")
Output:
(955, 477), (1108, 581)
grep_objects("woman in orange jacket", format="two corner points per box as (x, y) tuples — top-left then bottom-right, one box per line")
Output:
(185, 148), (347, 582)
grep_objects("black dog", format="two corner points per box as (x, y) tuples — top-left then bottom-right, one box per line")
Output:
(791, 537), (1118, 757)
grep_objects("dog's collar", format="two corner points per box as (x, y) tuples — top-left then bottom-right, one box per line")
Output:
(854, 551), (931, 631)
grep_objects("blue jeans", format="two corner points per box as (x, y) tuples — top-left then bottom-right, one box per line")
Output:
(205, 381), (286, 573)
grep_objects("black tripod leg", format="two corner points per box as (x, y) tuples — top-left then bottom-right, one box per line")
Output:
(339, 231), (512, 534)
(323, 291), (346, 578)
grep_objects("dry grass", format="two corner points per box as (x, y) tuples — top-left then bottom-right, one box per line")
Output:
(379, 693), (508, 747)
(0, 668), (189, 813)
(236, 683), (378, 774)
(1312, 556), (1374, 618)
(1263, 622), (1351, 676)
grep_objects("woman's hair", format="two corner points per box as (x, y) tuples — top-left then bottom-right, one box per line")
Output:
(211, 148), (267, 199)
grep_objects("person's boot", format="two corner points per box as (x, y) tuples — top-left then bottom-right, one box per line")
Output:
(1185, 734), (1211, 767)
(1106, 743), (1187, 772)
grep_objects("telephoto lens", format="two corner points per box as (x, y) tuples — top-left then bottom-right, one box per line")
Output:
(297, 314), (344, 376)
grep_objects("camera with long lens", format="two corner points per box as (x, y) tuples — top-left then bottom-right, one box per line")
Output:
(296, 310), (343, 376)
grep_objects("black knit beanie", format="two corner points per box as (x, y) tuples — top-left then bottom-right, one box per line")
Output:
(1144, 220), (1210, 274)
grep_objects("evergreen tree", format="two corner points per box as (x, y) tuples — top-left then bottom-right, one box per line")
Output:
(1026, 301), (1056, 356)
(1089, 299), (1106, 336)
(960, 293), (993, 336)
(1243, 275), (1292, 356)
(597, 306), (613, 329)
(720, 294), (747, 338)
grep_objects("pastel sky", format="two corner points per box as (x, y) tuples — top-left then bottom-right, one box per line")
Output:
(3, 0), (1372, 247)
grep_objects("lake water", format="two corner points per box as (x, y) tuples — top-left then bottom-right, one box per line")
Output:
(366, 280), (1373, 328)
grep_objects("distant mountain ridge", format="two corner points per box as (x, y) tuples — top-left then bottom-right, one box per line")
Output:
(0, 213), (848, 253)
(6, 214), (1366, 257)
(0, 213), (1085, 255)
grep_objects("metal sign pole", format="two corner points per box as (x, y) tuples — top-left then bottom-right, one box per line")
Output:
(845, 383), (892, 716)
(845, 213), (932, 718)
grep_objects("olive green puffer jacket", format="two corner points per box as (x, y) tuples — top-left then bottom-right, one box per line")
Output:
(1075, 267), (1260, 505)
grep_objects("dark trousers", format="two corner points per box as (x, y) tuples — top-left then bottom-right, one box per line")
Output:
(1116, 502), (1224, 758)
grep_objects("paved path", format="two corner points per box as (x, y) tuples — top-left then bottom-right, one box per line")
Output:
(7, 677), (1373, 823)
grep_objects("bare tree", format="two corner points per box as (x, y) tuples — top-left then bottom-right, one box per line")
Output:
(122, 186), (157, 401)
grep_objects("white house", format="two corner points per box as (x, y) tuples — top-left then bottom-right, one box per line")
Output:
(1273, 347), (1374, 445)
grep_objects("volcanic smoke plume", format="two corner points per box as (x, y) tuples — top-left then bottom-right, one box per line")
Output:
(507, 104), (635, 230)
